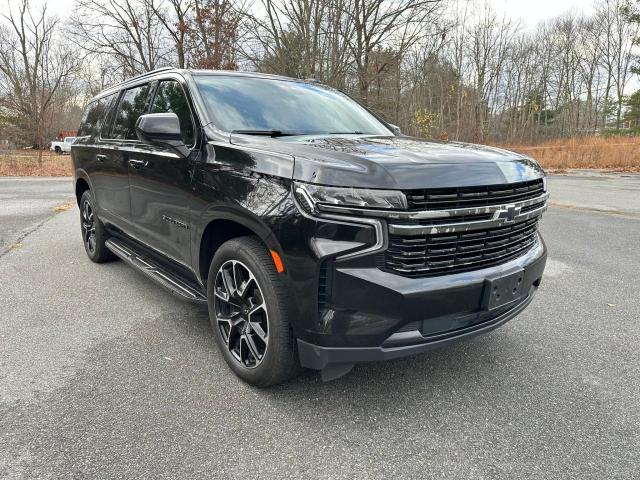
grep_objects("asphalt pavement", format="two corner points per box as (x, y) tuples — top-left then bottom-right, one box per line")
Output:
(0, 173), (639, 479)
(0, 177), (74, 254)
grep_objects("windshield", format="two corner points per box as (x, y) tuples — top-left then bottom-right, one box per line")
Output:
(194, 75), (392, 136)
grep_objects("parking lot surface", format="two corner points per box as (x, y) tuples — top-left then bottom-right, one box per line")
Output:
(1, 173), (639, 479)
(0, 177), (73, 254)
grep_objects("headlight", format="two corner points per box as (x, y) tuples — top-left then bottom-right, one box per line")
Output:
(542, 176), (547, 192)
(294, 182), (407, 213)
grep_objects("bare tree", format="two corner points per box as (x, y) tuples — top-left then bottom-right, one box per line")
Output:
(465, 5), (518, 141)
(69, 0), (168, 77)
(246, 0), (338, 78)
(610, 0), (637, 129)
(593, 0), (637, 130)
(0, 0), (80, 159)
(189, 0), (246, 69)
(3, 0), (638, 149)
(343, 0), (443, 105)
(144, 0), (193, 68)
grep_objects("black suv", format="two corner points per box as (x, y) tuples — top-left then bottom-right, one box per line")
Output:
(72, 68), (548, 386)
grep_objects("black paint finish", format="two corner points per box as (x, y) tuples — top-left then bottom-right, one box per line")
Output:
(71, 69), (547, 371)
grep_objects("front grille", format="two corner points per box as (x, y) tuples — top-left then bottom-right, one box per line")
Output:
(404, 179), (544, 210)
(384, 217), (540, 277)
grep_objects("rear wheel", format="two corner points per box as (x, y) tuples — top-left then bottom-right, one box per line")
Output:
(207, 236), (300, 386)
(79, 190), (115, 263)
(54, 146), (62, 155)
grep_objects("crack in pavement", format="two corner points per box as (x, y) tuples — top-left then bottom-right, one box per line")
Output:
(0, 205), (76, 260)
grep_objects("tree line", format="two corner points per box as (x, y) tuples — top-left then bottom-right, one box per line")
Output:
(1, 0), (640, 151)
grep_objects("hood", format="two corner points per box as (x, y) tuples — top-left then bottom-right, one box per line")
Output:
(228, 134), (545, 190)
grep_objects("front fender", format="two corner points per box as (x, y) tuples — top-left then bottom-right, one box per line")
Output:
(190, 158), (295, 280)
(196, 203), (283, 252)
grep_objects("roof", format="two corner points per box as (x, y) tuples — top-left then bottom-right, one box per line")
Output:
(91, 68), (311, 103)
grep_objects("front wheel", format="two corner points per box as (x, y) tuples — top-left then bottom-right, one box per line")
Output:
(207, 236), (300, 387)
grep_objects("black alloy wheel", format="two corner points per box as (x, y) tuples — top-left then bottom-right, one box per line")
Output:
(213, 259), (269, 368)
(207, 236), (300, 386)
(78, 190), (115, 263)
(81, 197), (97, 255)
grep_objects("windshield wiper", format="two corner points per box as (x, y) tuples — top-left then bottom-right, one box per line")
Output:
(231, 129), (300, 138)
(327, 131), (364, 134)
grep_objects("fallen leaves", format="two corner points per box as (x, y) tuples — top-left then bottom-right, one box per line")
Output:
(53, 201), (74, 212)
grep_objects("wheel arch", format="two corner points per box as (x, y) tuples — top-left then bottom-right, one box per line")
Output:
(197, 212), (282, 287)
(75, 173), (92, 206)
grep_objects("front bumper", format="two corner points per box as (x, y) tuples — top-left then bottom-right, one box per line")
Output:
(297, 235), (546, 371)
(298, 286), (536, 370)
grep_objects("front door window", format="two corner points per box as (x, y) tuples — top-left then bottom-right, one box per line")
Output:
(150, 80), (195, 146)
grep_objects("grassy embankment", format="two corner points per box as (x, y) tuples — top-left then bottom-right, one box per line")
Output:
(1, 136), (639, 176)
(496, 136), (640, 172)
(0, 151), (72, 176)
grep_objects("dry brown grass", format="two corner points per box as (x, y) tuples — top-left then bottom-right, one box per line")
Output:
(2, 136), (640, 176)
(0, 150), (72, 176)
(494, 136), (640, 172)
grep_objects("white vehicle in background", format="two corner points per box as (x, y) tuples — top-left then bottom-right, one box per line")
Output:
(50, 136), (76, 154)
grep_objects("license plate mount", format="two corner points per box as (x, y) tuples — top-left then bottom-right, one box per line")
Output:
(482, 268), (525, 310)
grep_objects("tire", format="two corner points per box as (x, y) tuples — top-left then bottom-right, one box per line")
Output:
(55, 146), (62, 155)
(207, 236), (300, 387)
(79, 190), (116, 263)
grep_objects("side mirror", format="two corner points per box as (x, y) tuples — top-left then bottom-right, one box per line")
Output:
(388, 123), (402, 136)
(136, 113), (188, 156)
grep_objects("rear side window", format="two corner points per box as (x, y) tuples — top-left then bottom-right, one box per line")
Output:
(150, 80), (195, 146)
(109, 84), (151, 140)
(77, 93), (117, 138)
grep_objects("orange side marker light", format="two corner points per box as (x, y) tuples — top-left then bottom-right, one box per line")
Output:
(270, 250), (285, 273)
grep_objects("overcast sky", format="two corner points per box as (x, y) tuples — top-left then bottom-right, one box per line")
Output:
(3, 0), (595, 27)
(489, 0), (593, 27)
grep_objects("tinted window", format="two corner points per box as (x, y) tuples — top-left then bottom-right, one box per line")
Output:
(151, 80), (194, 146)
(77, 94), (117, 138)
(193, 76), (391, 135)
(110, 84), (151, 140)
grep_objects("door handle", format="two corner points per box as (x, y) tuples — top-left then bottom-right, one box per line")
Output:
(95, 154), (107, 162)
(128, 159), (148, 169)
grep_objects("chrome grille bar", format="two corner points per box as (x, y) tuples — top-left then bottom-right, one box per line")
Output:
(388, 201), (548, 235)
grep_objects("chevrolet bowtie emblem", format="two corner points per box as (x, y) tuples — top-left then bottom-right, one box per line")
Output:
(498, 204), (520, 223)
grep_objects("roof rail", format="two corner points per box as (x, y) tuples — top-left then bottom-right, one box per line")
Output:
(109, 67), (177, 90)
